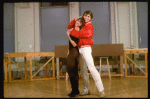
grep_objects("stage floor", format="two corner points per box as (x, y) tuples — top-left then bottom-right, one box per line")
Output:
(4, 77), (148, 98)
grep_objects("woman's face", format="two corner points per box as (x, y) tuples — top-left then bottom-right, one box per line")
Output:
(75, 19), (82, 27)
(83, 14), (91, 23)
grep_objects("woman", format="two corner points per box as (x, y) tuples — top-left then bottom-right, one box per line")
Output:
(66, 17), (85, 97)
(68, 11), (105, 98)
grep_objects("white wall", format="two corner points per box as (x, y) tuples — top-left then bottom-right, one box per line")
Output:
(14, 2), (139, 54)
(110, 2), (116, 44)
(69, 2), (79, 21)
(14, 2), (40, 62)
(114, 2), (138, 49)
(10, 2), (144, 73)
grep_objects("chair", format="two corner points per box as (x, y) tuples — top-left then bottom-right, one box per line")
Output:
(99, 57), (111, 80)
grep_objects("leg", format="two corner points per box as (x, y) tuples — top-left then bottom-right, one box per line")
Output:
(79, 47), (104, 92)
(107, 58), (111, 80)
(99, 58), (102, 74)
(79, 53), (90, 95)
(67, 48), (79, 97)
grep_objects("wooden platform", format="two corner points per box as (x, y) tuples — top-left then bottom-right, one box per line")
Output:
(5, 52), (55, 83)
(124, 48), (148, 78)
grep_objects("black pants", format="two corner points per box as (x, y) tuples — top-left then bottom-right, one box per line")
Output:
(67, 48), (79, 93)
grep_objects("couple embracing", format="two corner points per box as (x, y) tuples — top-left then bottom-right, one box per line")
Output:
(66, 11), (105, 98)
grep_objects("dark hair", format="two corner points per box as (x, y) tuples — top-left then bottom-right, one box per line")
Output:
(76, 17), (85, 30)
(83, 11), (93, 19)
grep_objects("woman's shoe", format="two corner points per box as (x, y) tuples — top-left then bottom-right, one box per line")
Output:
(68, 91), (80, 97)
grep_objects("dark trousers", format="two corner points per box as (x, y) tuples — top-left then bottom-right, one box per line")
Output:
(67, 48), (79, 93)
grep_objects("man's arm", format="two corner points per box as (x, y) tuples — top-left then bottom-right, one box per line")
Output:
(70, 26), (93, 39)
(67, 16), (83, 29)
(67, 19), (75, 29)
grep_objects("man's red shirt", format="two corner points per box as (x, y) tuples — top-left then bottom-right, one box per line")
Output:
(67, 18), (94, 48)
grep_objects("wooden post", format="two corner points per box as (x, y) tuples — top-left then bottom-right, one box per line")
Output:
(56, 58), (59, 79)
(24, 57), (27, 79)
(118, 56), (120, 74)
(125, 54), (127, 77)
(132, 54), (135, 75)
(145, 53), (147, 75)
(45, 57), (48, 77)
(4, 59), (8, 82)
(52, 55), (55, 78)
(120, 55), (123, 78)
(99, 57), (102, 74)
(30, 57), (32, 80)
(8, 56), (11, 82)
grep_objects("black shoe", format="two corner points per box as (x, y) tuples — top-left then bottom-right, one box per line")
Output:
(68, 91), (80, 97)
(67, 92), (72, 96)
(69, 93), (76, 98)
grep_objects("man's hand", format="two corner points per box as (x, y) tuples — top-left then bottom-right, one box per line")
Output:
(69, 28), (73, 32)
(75, 16), (83, 21)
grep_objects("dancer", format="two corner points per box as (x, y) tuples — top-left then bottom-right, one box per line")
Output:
(66, 17), (85, 97)
(67, 17), (90, 96)
(68, 11), (105, 97)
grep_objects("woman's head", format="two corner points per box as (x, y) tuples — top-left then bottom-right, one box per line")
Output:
(75, 16), (85, 30)
(83, 11), (93, 23)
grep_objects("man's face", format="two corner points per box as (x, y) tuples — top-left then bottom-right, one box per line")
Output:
(83, 14), (91, 23)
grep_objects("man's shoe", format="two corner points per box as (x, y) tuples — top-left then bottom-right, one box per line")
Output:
(99, 91), (105, 98)
(79, 90), (90, 96)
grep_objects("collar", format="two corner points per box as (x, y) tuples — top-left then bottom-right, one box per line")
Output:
(86, 21), (91, 24)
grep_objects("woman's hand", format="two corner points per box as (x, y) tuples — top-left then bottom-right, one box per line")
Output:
(70, 40), (77, 47)
(67, 49), (69, 56)
(67, 30), (70, 37)
(67, 29), (77, 47)
(67, 28), (74, 37)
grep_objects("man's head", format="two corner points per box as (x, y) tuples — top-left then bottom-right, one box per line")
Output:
(83, 11), (93, 23)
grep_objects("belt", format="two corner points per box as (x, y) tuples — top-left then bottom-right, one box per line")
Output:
(80, 45), (91, 48)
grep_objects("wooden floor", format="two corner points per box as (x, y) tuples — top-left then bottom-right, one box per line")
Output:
(4, 77), (148, 98)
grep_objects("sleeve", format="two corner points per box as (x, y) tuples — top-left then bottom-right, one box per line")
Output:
(67, 18), (75, 29)
(70, 25), (93, 39)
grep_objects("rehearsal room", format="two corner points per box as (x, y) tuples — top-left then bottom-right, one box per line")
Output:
(4, 2), (148, 98)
